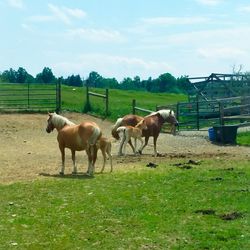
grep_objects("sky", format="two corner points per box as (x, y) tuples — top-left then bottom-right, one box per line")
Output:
(0, 0), (250, 81)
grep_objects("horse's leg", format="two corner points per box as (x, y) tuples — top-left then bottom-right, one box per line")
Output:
(118, 131), (126, 156)
(71, 150), (77, 174)
(153, 135), (159, 157)
(128, 139), (135, 153)
(92, 144), (98, 175)
(86, 145), (96, 176)
(138, 137), (144, 153)
(86, 147), (92, 175)
(134, 138), (137, 154)
(123, 134), (130, 156)
(100, 148), (106, 173)
(59, 146), (65, 175)
(138, 136), (149, 155)
(107, 143), (113, 172)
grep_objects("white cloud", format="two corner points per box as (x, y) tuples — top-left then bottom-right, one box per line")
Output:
(197, 47), (245, 59)
(238, 5), (250, 13)
(142, 16), (210, 26)
(7, 0), (23, 9)
(67, 28), (125, 43)
(195, 0), (223, 6)
(62, 7), (86, 19)
(27, 4), (87, 25)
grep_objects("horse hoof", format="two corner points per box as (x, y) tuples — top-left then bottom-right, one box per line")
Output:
(59, 172), (64, 176)
(138, 150), (142, 155)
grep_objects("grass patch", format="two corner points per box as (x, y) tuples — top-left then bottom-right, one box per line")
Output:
(237, 131), (250, 146)
(0, 158), (249, 249)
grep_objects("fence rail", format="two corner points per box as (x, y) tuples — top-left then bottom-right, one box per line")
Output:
(132, 95), (250, 131)
(0, 82), (61, 112)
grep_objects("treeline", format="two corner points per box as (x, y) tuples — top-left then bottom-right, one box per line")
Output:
(0, 67), (189, 93)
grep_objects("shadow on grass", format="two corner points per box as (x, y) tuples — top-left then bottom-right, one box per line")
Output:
(39, 172), (95, 180)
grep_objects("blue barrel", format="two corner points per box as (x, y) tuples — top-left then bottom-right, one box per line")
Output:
(208, 127), (215, 142)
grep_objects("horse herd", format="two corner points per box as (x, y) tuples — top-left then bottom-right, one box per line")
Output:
(46, 110), (179, 176)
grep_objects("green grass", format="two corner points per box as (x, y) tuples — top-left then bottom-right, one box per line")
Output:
(237, 131), (250, 146)
(0, 158), (249, 249)
(61, 85), (188, 121)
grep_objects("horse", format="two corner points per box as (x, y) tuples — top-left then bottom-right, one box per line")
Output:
(46, 112), (102, 176)
(111, 109), (178, 157)
(96, 136), (113, 173)
(116, 119), (147, 156)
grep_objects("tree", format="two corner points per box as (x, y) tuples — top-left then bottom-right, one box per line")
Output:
(87, 71), (103, 87)
(16, 67), (28, 83)
(36, 67), (55, 84)
(1, 68), (17, 83)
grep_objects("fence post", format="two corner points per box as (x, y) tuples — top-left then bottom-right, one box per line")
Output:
(132, 99), (136, 114)
(27, 82), (30, 109)
(196, 100), (199, 130)
(105, 88), (109, 118)
(219, 102), (224, 125)
(56, 79), (61, 113)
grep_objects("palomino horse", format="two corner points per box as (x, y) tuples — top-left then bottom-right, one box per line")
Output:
(112, 109), (178, 156)
(46, 112), (101, 176)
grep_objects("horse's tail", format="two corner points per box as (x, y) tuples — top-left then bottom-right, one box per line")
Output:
(89, 126), (102, 146)
(111, 117), (123, 140)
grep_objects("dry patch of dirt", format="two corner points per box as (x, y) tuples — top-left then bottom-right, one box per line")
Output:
(0, 112), (249, 184)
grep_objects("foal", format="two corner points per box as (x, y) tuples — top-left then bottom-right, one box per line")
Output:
(117, 119), (147, 156)
(96, 136), (113, 173)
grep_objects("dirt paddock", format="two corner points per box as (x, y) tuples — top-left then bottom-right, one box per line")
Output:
(0, 112), (249, 184)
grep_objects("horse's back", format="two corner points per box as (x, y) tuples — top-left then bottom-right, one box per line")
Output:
(122, 114), (143, 126)
(57, 121), (101, 150)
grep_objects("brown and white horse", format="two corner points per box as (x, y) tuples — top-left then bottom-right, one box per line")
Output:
(112, 109), (178, 157)
(46, 112), (101, 176)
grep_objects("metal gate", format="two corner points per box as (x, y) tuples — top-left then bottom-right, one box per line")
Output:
(0, 82), (61, 112)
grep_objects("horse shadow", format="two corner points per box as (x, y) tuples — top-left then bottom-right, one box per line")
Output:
(39, 172), (98, 180)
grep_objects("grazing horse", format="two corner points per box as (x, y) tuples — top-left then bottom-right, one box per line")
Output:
(112, 109), (178, 157)
(46, 112), (101, 176)
(116, 119), (147, 156)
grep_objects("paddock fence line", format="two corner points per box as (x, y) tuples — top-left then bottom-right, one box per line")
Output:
(85, 86), (109, 118)
(0, 82), (61, 113)
(132, 95), (250, 131)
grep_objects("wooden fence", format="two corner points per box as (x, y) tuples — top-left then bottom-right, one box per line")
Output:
(85, 86), (109, 118)
(0, 82), (61, 112)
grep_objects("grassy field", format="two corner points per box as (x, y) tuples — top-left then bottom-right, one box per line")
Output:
(61, 85), (188, 121)
(0, 158), (249, 249)
(237, 131), (250, 146)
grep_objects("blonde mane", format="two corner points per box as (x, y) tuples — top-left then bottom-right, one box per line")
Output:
(146, 109), (174, 121)
(51, 113), (75, 129)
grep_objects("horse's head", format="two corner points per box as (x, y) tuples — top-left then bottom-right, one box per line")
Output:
(165, 110), (179, 127)
(46, 113), (55, 133)
(156, 109), (179, 134)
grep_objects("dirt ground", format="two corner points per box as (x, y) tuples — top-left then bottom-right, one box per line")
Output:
(0, 112), (249, 184)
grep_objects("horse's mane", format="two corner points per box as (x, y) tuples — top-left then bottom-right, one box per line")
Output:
(51, 113), (75, 129)
(146, 109), (174, 121)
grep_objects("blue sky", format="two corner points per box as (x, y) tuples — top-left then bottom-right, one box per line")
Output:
(1, 0), (250, 81)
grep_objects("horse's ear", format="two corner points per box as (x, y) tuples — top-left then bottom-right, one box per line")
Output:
(48, 112), (52, 116)
(169, 110), (172, 115)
